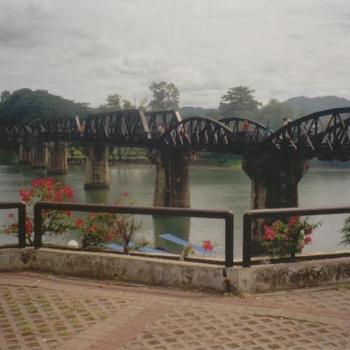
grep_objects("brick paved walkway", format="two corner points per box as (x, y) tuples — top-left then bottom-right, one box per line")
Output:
(0, 272), (349, 350)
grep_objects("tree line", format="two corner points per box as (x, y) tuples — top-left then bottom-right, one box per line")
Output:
(0, 82), (295, 129)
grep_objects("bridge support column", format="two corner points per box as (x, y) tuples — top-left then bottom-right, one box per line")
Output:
(47, 142), (68, 175)
(84, 144), (110, 189)
(31, 144), (48, 169)
(18, 143), (33, 165)
(242, 153), (309, 246)
(242, 153), (309, 209)
(148, 149), (193, 208)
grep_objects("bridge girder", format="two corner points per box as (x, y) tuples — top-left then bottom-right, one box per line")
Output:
(263, 107), (350, 160)
(2, 108), (350, 161)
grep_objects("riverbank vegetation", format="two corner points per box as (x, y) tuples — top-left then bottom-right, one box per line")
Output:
(2, 82), (349, 129)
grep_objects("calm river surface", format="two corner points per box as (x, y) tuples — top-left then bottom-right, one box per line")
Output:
(0, 162), (349, 259)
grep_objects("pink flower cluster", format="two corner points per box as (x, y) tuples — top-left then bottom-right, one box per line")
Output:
(262, 216), (318, 258)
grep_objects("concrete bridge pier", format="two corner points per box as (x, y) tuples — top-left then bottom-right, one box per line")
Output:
(242, 153), (309, 209)
(31, 143), (48, 169)
(84, 144), (110, 189)
(18, 143), (33, 165)
(242, 153), (310, 247)
(47, 142), (68, 175)
(148, 149), (193, 208)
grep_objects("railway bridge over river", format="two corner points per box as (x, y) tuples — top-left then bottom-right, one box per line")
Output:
(2, 107), (350, 212)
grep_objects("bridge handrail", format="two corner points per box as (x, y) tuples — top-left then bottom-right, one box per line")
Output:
(264, 107), (350, 143)
(242, 205), (350, 267)
(218, 116), (268, 130)
(33, 201), (234, 267)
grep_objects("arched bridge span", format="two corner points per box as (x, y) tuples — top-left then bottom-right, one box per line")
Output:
(3, 107), (350, 159)
(264, 107), (350, 160)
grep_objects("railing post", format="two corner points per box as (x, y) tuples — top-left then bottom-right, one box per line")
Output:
(225, 213), (234, 267)
(34, 203), (43, 248)
(242, 213), (252, 267)
(18, 203), (26, 248)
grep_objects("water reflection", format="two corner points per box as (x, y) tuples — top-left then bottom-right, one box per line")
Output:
(84, 188), (109, 204)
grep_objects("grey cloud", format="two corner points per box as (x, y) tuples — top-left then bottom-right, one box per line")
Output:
(1, 0), (350, 107)
(0, 26), (39, 48)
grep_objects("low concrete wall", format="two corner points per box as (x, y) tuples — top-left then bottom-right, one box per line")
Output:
(236, 257), (350, 294)
(33, 248), (229, 291)
(0, 248), (33, 271)
(0, 248), (349, 293)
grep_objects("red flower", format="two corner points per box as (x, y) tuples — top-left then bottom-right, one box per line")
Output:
(62, 187), (74, 198)
(202, 240), (213, 252)
(304, 235), (312, 244)
(31, 177), (54, 188)
(75, 218), (84, 228)
(88, 225), (97, 233)
(64, 211), (72, 218)
(19, 189), (33, 203)
(122, 192), (128, 197)
(263, 225), (276, 241)
(25, 218), (33, 234)
(288, 216), (299, 227)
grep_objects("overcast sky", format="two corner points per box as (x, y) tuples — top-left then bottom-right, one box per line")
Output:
(1, 0), (349, 107)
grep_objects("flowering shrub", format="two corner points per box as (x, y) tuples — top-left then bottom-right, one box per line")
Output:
(202, 240), (214, 252)
(340, 217), (350, 246)
(4, 178), (74, 244)
(262, 216), (320, 259)
(74, 192), (143, 252)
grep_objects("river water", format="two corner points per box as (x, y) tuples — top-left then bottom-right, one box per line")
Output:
(0, 162), (349, 260)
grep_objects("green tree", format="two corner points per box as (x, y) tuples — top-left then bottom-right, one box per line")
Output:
(122, 99), (134, 110)
(106, 94), (123, 110)
(0, 90), (11, 103)
(219, 86), (261, 118)
(98, 94), (135, 112)
(257, 99), (296, 129)
(0, 88), (89, 126)
(148, 81), (180, 111)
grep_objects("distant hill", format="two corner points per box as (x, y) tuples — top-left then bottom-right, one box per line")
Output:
(180, 106), (220, 119)
(284, 96), (350, 116)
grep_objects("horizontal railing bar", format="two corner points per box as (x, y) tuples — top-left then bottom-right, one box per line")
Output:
(246, 206), (350, 218)
(34, 201), (235, 267)
(0, 202), (26, 209)
(35, 201), (233, 219)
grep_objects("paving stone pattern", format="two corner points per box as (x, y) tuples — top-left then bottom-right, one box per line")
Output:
(0, 273), (349, 350)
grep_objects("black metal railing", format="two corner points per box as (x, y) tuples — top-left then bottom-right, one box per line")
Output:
(33, 201), (234, 267)
(0, 202), (26, 248)
(243, 206), (350, 267)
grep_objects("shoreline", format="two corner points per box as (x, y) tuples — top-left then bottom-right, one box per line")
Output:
(1, 159), (349, 172)
(106, 162), (350, 172)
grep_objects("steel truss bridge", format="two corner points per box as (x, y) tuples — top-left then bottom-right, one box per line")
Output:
(3, 107), (350, 160)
